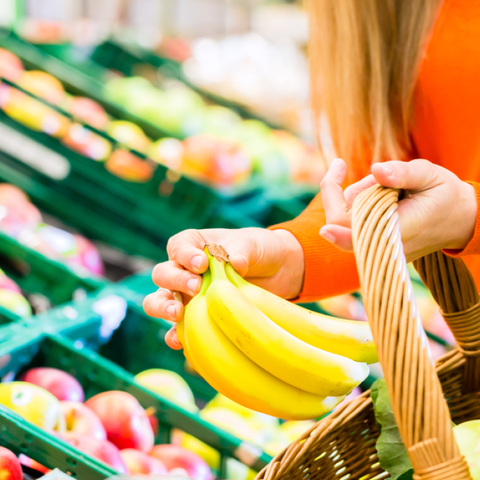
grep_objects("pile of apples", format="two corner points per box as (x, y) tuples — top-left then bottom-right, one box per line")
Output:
(0, 183), (104, 277)
(0, 268), (31, 318)
(0, 367), (213, 479)
(106, 76), (324, 188)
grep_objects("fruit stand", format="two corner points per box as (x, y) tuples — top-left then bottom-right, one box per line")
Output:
(0, 3), (473, 480)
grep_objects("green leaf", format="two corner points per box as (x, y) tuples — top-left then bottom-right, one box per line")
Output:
(398, 470), (414, 480)
(371, 378), (413, 480)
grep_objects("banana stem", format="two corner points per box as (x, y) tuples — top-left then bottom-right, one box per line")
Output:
(199, 268), (212, 296)
(206, 249), (228, 281)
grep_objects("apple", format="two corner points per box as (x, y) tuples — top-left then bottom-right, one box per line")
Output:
(0, 269), (21, 294)
(0, 48), (24, 82)
(21, 367), (84, 402)
(120, 448), (168, 474)
(62, 124), (112, 161)
(0, 382), (64, 432)
(0, 446), (22, 480)
(61, 401), (107, 441)
(85, 391), (154, 452)
(0, 184), (43, 237)
(68, 97), (109, 130)
(18, 454), (50, 474)
(107, 121), (151, 154)
(134, 369), (198, 413)
(105, 149), (154, 183)
(148, 138), (184, 170)
(181, 134), (251, 187)
(70, 436), (127, 473)
(18, 71), (65, 106)
(69, 235), (105, 276)
(150, 444), (213, 480)
(0, 289), (32, 317)
(454, 420), (480, 479)
(0, 85), (70, 137)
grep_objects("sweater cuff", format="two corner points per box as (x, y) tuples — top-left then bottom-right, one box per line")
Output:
(443, 181), (480, 257)
(269, 221), (360, 303)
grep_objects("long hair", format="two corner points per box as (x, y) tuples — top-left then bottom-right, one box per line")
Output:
(308, 0), (442, 180)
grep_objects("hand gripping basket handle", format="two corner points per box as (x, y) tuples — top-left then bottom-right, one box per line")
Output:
(352, 185), (474, 480)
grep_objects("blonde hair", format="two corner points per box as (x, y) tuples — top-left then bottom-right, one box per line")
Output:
(308, 0), (442, 180)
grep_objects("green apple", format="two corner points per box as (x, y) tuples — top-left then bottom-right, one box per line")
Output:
(134, 369), (198, 413)
(454, 420), (480, 479)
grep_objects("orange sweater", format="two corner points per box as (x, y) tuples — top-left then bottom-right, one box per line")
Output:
(272, 0), (480, 302)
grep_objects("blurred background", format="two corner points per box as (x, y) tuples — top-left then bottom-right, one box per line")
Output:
(0, 0), (315, 140)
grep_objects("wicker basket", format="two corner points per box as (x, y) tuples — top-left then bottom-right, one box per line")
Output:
(256, 186), (480, 480)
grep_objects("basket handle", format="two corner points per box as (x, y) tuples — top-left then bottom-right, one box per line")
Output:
(352, 185), (472, 480)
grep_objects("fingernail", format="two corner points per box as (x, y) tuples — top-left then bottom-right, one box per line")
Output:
(166, 305), (177, 319)
(320, 229), (336, 244)
(331, 158), (340, 168)
(191, 255), (202, 270)
(380, 165), (393, 176)
(187, 278), (200, 295)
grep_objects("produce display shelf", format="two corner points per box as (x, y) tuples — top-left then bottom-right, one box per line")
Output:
(88, 39), (286, 131)
(0, 403), (117, 479)
(0, 29), (267, 199)
(0, 94), (259, 266)
(0, 230), (105, 326)
(0, 317), (272, 478)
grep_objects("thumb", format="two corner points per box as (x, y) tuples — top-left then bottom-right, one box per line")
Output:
(371, 159), (438, 192)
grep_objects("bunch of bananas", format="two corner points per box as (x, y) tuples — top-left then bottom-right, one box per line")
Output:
(177, 244), (377, 420)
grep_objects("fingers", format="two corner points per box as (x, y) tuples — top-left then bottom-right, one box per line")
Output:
(319, 225), (354, 251)
(344, 174), (377, 208)
(321, 158), (350, 227)
(143, 288), (184, 322)
(152, 260), (202, 297)
(371, 159), (440, 192)
(165, 326), (183, 350)
(166, 229), (209, 273)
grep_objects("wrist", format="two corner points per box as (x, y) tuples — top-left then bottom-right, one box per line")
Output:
(272, 229), (305, 299)
(451, 182), (477, 250)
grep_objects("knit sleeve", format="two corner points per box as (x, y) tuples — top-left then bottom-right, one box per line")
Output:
(269, 192), (360, 302)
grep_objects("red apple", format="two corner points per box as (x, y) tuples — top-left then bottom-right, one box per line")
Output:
(150, 445), (213, 480)
(105, 149), (154, 183)
(71, 436), (127, 473)
(18, 454), (50, 474)
(68, 97), (109, 130)
(0, 48), (24, 82)
(120, 448), (168, 474)
(0, 447), (22, 480)
(85, 391), (154, 452)
(61, 401), (107, 441)
(20, 367), (84, 402)
(0, 269), (21, 294)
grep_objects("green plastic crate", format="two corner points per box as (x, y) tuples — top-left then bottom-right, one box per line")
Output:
(0, 403), (117, 479)
(0, 327), (272, 478)
(0, 230), (105, 325)
(0, 33), (263, 243)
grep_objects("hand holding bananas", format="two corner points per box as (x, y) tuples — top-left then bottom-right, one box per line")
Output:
(175, 244), (376, 420)
(143, 227), (305, 349)
(320, 158), (477, 262)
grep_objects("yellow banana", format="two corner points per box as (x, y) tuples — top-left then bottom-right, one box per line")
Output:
(181, 269), (343, 420)
(207, 256), (369, 397)
(225, 264), (378, 364)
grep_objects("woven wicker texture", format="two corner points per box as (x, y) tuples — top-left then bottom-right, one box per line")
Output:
(256, 185), (479, 480)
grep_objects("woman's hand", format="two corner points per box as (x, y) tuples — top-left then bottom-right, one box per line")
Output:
(319, 158), (477, 262)
(144, 227), (305, 349)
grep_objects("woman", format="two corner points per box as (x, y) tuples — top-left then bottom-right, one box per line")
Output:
(144, 0), (480, 349)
